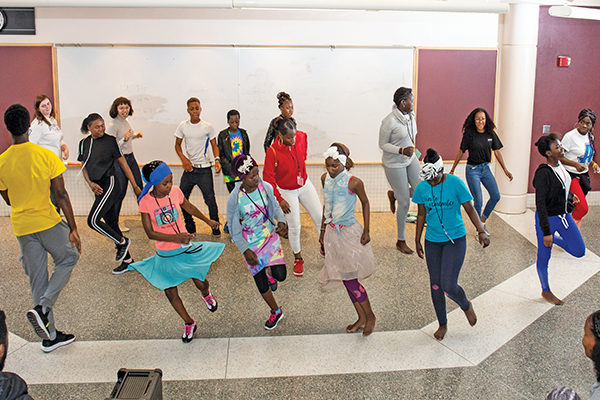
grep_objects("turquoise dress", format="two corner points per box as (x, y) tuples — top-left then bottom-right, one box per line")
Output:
(128, 242), (225, 290)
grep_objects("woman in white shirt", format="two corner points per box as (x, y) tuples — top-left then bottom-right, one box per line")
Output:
(107, 96), (144, 232)
(29, 94), (69, 208)
(560, 108), (600, 227)
(29, 94), (69, 160)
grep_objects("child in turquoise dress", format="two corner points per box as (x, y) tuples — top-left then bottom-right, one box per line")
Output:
(318, 143), (377, 336)
(128, 160), (225, 343)
(226, 154), (289, 330)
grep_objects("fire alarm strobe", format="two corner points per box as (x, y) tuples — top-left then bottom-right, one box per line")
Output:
(0, 10), (5, 32)
(557, 56), (571, 67)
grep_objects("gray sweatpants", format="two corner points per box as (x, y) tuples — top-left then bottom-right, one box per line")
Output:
(384, 157), (421, 241)
(16, 220), (79, 340)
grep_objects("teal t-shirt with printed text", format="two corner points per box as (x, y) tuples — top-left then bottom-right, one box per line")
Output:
(412, 174), (473, 242)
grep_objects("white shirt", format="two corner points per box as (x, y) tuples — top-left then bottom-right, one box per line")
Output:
(551, 162), (571, 206)
(174, 119), (216, 168)
(107, 116), (135, 155)
(562, 128), (594, 174)
(29, 117), (64, 159)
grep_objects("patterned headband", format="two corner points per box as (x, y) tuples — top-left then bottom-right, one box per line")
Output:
(420, 157), (444, 181)
(323, 146), (347, 166)
(232, 154), (258, 179)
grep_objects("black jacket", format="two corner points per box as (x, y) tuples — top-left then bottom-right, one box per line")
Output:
(533, 163), (571, 236)
(217, 128), (250, 178)
(0, 372), (34, 400)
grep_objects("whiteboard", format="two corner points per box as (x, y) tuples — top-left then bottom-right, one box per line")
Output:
(57, 46), (414, 164)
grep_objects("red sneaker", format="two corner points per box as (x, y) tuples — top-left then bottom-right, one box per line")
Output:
(293, 258), (304, 276)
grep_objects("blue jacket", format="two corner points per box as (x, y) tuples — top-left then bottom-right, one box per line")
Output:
(226, 179), (286, 254)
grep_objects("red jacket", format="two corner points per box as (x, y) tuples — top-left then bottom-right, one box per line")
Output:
(263, 130), (309, 202)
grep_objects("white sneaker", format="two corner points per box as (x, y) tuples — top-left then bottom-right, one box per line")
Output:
(119, 224), (130, 233)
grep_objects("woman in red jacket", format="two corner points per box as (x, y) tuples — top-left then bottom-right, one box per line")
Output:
(263, 118), (322, 277)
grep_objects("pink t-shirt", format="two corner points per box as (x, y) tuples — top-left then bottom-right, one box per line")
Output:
(139, 185), (187, 251)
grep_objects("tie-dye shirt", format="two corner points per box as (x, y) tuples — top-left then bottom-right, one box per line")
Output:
(224, 130), (244, 183)
(238, 181), (285, 276)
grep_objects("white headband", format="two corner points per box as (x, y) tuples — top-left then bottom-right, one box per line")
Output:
(323, 146), (347, 166)
(420, 157), (444, 181)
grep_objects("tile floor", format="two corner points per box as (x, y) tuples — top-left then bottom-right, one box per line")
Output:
(1, 208), (599, 399)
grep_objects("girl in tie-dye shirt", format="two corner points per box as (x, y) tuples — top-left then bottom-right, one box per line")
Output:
(226, 154), (289, 330)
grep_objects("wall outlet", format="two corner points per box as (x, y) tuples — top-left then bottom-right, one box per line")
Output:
(543, 125), (551, 134)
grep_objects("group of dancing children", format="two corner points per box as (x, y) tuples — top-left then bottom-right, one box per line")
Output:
(125, 142), (378, 340)
(22, 89), (594, 345)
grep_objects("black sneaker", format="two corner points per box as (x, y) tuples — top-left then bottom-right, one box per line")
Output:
(41, 331), (75, 353)
(112, 259), (132, 275)
(264, 307), (284, 330)
(212, 228), (221, 236)
(26, 305), (50, 340)
(115, 237), (131, 262)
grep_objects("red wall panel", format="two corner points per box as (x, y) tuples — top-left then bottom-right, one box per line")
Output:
(0, 45), (54, 154)
(529, 7), (600, 191)
(416, 49), (497, 162)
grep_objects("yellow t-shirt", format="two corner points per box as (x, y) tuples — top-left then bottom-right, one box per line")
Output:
(0, 142), (65, 236)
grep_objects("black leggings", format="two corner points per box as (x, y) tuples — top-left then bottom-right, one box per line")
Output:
(87, 176), (123, 244)
(253, 264), (286, 294)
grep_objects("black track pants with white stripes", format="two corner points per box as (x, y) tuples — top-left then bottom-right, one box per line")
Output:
(87, 176), (123, 244)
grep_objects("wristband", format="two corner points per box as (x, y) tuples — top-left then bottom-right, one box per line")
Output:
(214, 157), (220, 162)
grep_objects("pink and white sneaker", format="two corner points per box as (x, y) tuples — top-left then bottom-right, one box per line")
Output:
(182, 321), (197, 343)
(266, 269), (278, 292)
(202, 291), (218, 312)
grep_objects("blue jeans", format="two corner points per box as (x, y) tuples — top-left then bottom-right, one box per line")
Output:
(465, 163), (500, 219)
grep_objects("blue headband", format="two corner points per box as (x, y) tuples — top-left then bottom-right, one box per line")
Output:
(137, 162), (172, 203)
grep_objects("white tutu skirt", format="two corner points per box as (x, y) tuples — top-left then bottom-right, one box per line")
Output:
(318, 223), (376, 290)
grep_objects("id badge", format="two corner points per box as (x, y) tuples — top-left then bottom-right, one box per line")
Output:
(297, 176), (305, 186)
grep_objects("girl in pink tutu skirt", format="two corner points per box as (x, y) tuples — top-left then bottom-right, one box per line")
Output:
(318, 143), (377, 336)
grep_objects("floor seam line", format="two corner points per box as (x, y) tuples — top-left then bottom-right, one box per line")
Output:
(416, 329), (477, 366)
(224, 338), (231, 379)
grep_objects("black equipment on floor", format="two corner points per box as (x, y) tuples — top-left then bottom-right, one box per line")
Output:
(107, 368), (163, 400)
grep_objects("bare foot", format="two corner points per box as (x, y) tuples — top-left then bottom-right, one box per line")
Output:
(542, 291), (564, 305)
(396, 240), (414, 254)
(387, 190), (396, 214)
(362, 314), (376, 336)
(464, 302), (477, 326)
(434, 325), (447, 340)
(346, 319), (366, 333)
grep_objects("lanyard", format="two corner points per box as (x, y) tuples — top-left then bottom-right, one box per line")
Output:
(153, 194), (181, 235)
(242, 185), (275, 226)
(430, 179), (454, 244)
(289, 144), (301, 175)
(407, 114), (415, 145)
